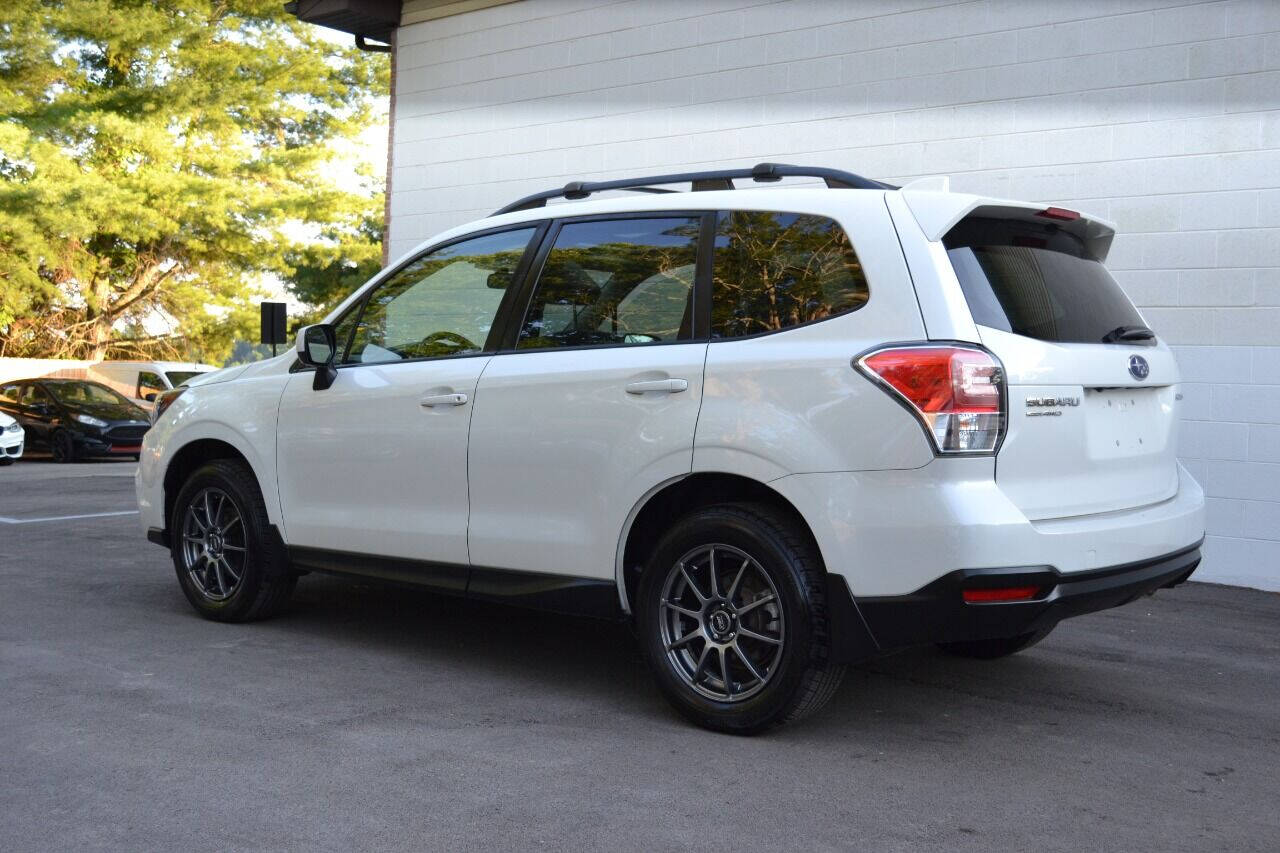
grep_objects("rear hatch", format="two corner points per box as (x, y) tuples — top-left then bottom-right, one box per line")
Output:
(943, 211), (1180, 521)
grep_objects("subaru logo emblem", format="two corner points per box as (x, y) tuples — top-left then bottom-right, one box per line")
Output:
(1128, 355), (1150, 380)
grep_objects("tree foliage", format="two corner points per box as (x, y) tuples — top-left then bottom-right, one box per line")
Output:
(0, 0), (388, 362)
(283, 209), (385, 324)
(711, 211), (868, 337)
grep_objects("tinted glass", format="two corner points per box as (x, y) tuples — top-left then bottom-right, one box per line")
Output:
(46, 381), (132, 406)
(711, 211), (868, 338)
(945, 217), (1151, 346)
(165, 371), (203, 386)
(516, 217), (698, 350)
(137, 371), (165, 399)
(332, 305), (361, 363)
(27, 385), (55, 407)
(0, 384), (20, 404)
(342, 227), (536, 364)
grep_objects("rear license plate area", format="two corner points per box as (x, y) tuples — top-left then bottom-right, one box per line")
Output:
(1083, 388), (1165, 458)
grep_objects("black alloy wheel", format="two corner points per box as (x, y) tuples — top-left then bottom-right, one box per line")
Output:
(657, 542), (786, 704)
(180, 486), (249, 602)
(171, 459), (295, 622)
(638, 503), (845, 734)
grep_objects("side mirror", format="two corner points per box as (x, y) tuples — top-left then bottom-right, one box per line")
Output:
(487, 268), (513, 290)
(143, 392), (158, 402)
(296, 324), (338, 391)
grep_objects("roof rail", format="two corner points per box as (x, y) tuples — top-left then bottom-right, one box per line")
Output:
(490, 162), (895, 216)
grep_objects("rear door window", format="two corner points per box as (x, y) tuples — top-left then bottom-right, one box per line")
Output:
(711, 211), (868, 339)
(945, 217), (1151, 346)
(516, 216), (699, 350)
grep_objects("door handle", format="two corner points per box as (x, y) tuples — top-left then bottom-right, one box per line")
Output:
(625, 378), (688, 395)
(420, 393), (468, 407)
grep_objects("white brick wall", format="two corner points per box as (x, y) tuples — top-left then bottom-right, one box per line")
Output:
(390, 0), (1280, 590)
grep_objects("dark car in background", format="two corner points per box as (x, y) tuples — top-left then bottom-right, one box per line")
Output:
(0, 379), (150, 462)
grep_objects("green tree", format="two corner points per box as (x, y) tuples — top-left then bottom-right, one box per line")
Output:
(283, 209), (385, 325)
(711, 211), (867, 336)
(0, 0), (388, 362)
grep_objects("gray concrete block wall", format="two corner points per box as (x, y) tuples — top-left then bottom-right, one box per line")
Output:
(390, 0), (1280, 589)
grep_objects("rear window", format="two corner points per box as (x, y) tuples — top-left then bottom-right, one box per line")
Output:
(945, 217), (1152, 346)
(165, 371), (204, 386)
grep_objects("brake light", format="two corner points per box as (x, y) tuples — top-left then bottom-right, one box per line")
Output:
(1037, 206), (1080, 221)
(962, 586), (1040, 603)
(152, 387), (187, 424)
(857, 345), (1005, 454)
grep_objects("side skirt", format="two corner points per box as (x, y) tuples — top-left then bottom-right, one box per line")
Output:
(287, 546), (623, 621)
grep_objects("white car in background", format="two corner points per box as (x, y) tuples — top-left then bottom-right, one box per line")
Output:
(137, 163), (1205, 733)
(0, 411), (23, 465)
(88, 361), (218, 408)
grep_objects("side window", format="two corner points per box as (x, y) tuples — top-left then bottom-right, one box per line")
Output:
(26, 385), (53, 409)
(0, 384), (20, 404)
(516, 217), (700, 350)
(340, 227), (537, 365)
(331, 306), (361, 364)
(711, 211), (868, 339)
(136, 371), (165, 401)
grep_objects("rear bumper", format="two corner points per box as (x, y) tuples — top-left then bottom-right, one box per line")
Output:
(828, 540), (1201, 660)
(770, 459), (1205, 598)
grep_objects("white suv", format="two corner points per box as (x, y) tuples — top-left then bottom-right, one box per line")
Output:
(138, 163), (1205, 733)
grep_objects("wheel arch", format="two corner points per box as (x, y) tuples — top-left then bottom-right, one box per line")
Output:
(615, 472), (823, 614)
(162, 438), (263, 533)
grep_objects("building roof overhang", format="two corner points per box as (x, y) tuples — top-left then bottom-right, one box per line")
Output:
(283, 0), (401, 43)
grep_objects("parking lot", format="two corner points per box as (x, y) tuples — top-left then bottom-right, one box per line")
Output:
(1, 459), (1277, 852)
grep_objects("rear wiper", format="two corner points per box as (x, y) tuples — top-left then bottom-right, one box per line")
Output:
(1101, 325), (1156, 344)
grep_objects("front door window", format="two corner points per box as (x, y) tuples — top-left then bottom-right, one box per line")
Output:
(341, 228), (538, 364)
(137, 371), (166, 401)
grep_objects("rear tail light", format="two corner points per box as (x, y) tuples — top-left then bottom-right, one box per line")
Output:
(856, 345), (1005, 454)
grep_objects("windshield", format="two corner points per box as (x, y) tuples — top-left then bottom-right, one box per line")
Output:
(945, 217), (1152, 346)
(165, 370), (205, 386)
(46, 381), (135, 407)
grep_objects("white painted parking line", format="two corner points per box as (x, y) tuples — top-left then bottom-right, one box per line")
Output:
(0, 510), (140, 525)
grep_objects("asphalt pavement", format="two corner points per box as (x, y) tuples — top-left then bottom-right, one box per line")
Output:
(2, 456), (1278, 852)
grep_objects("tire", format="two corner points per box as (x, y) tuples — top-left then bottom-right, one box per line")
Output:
(170, 459), (295, 622)
(636, 503), (846, 734)
(937, 627), (1054, 660)
(0, 457), (13, 466)
(51, 429), (77, 463)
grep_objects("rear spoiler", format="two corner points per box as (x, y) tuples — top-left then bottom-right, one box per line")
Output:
(898, 180), (1117, 262)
